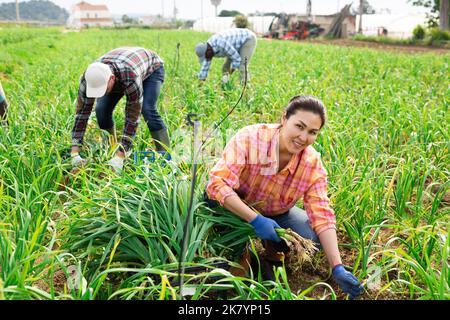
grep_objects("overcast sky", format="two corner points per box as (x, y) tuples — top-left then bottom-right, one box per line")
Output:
(0, 0), (430, 19)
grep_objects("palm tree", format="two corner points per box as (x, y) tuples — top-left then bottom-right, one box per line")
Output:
(211, 0), (221, 17)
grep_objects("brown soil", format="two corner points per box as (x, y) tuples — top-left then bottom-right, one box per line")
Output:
(58, 166), (110, 193)
(284, 246), (402, 300)
(248, 228), (408, 300)
(430, 182), (450, 205)
(57, 167), (82, 192)
(33, 269), (68, 294)
(306, 38), (450, 55)
(32, 256), (68, 295)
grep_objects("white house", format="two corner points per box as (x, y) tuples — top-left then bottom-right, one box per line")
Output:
(67, 1), (114, 28)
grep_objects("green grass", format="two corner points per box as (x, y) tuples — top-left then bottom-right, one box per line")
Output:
(0, 27), (448, 300)
(351, 33), (450, 48)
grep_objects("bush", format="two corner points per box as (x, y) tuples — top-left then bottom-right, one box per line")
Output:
(412, 25), (425, 40)
(429, 28), (450, 41)
(233, 15), (250, 28)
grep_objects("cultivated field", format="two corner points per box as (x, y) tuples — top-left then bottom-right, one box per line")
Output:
(0, 27), (448, 300)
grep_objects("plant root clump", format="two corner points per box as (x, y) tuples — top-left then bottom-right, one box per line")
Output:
(280, 228), (318, 273)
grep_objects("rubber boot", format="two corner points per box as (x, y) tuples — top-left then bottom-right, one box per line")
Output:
(263, 240), (285, 262)
(260, 241), (287, 282)
(150, 128), (170, 152)
(0, 101), (8, 126)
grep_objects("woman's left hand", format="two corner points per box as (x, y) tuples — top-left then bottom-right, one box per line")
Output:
(332, 264), (363, 299)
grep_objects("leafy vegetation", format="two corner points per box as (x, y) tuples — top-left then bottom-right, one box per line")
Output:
(409, 0), (449, 28)
(0, 0), (68, 23)
(0, 27), (448, 300)
(352, 31), (450, 48)
(413, 24), (426, 40)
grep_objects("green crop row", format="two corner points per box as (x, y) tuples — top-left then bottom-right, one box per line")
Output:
(0, 27), (448, 300)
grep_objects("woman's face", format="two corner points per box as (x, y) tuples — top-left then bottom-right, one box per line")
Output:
(280, 109), (322, 155)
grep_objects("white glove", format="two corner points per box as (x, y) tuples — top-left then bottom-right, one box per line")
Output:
(71, 153), (87, 167)
(221, 74), (229, 84)
(107, 154), (124, 173)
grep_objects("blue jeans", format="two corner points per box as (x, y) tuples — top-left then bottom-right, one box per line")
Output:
(202, 192), (321, 248)
(271, 207), (321, 248)
(95, 66), (166, 132)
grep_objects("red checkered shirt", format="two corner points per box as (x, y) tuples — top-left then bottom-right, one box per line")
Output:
(206, 123), (336, 235)
(72, 47), (163, 151)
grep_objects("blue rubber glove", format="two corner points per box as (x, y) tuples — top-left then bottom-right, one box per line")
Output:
(332, 264), (363, 299)
(249, 215), (282, 243)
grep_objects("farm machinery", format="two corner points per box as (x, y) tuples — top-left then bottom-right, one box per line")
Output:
(264, 13), (324, 40)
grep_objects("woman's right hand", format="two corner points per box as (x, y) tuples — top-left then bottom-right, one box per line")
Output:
(249, 215), (282, 242)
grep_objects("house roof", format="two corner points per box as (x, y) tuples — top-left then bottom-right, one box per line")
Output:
(74, 1), (109, 11)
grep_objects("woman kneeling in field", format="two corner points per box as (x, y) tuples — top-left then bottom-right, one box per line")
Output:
(205, 95), (363, 299)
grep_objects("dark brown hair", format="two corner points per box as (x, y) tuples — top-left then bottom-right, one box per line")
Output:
(284, 95), (326, 129)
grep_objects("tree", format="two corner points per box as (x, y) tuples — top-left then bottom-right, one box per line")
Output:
(351, 0), (375, 33)
(0, 0), (68, 23)
(351, 0), (376, 15)
(122, 15), (136, 24)
(358, 0), (363, 34)
(219, 10), (243, 17)
(439, 0), (449, 30)
(412, 24), (426, 39)
(211, 0), (221, 17)
(409, 0), (449, 30)
(233, 14), (250, 28)
(350, 0), (375, 33)
(248, 11), (278, 16)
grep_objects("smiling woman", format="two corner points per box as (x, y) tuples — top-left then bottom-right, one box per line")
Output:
(205, 95), (363, 300)
(278, 96), (325, 168)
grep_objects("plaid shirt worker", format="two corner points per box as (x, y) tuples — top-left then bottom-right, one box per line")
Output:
(0, 82), (7, 105)
(72, 47), (163, 151)
(206, 123), (336, 235)
(198, 28), (255, 80)
(0, 81), (8, 123)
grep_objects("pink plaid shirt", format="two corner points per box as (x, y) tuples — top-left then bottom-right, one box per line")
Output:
(206, 123), (336, 234)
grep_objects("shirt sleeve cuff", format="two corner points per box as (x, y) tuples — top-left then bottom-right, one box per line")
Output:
(315, 224), (337, 236)
(214, 186), (238, 206)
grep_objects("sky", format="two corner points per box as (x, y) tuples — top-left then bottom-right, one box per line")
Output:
(0, 0), (430, 19)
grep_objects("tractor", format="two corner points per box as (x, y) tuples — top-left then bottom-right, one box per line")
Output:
(264, 13), (324, 40)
